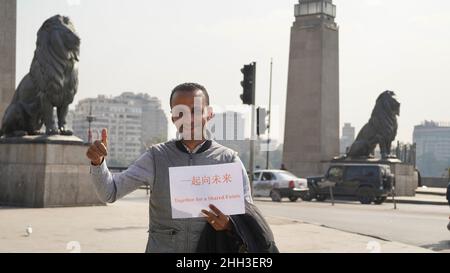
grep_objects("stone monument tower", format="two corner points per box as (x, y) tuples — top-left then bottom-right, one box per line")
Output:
(0, 0), (16, 123)
(283, 0), (340, 177)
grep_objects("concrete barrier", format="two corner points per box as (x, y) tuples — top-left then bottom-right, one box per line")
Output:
(390, 163), (418, 197)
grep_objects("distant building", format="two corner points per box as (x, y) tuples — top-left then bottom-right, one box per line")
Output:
(208, 111), (246, 141)
(69, 92), (168, 166)
(65, 109), (75, 133)
(212, 111), (247, 164)
(217, 138), (282, 172)
(340, 123), (355, 155)
(413, 121), (450, 177)
(210, 111), (283, 170)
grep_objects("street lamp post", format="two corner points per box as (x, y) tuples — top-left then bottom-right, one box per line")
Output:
(266, 59), (273, 170)
(86, 102), (95, 144)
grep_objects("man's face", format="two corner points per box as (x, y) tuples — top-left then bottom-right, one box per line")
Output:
(171, 90), (213, 141)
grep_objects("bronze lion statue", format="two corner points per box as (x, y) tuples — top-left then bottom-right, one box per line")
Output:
(0, 15), (80, 137)
(347, 91), (400, 159)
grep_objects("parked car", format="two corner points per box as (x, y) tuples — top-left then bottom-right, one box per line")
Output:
(253, 170), (309, 202)
(302, 176), (325, 202)
(306, 163), (394, 205)
(446, 182), (450, 206)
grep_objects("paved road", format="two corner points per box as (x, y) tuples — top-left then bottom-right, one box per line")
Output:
(254, 198), (450, 252)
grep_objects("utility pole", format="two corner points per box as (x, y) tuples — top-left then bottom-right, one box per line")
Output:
(266, 58), (273, 170)
(86, 102), (95, 144)
(250, 104), (256, 195)
(240, 62), (256, 195)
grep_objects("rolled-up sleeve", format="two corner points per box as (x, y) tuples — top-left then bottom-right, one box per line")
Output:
(90, 151), (155, 203)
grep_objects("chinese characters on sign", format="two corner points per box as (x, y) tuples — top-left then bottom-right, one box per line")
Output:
(191, 173), (233, 186)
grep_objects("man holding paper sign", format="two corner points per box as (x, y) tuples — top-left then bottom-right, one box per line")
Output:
(87, 83), (253, 253)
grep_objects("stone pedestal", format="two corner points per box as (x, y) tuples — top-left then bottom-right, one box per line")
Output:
(0, 136), (105, 208)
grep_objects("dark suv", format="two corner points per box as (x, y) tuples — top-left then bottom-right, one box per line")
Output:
(305, 163), (394, 205)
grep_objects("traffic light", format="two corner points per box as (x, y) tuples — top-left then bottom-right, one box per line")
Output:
(257, 107), (269, 136)
(240, 62), (256, 105)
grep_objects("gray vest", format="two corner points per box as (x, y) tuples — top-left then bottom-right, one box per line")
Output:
(145, 140), (238, 253)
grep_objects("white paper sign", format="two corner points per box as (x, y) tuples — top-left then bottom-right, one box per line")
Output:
(169, 162), (245, 219)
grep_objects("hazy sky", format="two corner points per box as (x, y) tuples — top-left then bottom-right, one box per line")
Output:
(15, 0), (450, 142)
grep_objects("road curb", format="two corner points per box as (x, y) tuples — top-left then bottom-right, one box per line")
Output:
(415, 190), (446, 197)
(385, 199), (449, 206)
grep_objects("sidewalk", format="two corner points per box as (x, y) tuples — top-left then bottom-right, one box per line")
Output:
(0, 191), (433, 253)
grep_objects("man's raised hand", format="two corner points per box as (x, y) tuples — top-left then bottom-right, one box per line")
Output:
(86, 128), (108, 166)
